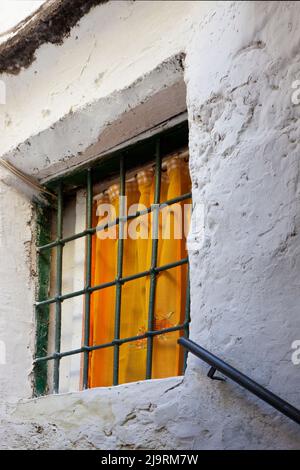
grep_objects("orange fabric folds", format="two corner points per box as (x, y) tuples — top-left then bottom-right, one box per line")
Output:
(89, 156), (191, 387)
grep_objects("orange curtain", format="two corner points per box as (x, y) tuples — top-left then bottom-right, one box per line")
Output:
(89, 190), (117, 387)
(119, 179), (143, 383)
(152, 157), (191, 378)
(89, 156), (190, 387)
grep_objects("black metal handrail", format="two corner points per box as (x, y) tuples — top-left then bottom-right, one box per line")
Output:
(178, 337), (300, 425)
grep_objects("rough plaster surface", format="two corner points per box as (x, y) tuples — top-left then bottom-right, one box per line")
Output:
(0, 167), (35, 404)
(0, 0), (108, 73)
(0, 374), (298, 450)
(0, 0), (300, 449)
(0, 0), (210, 164)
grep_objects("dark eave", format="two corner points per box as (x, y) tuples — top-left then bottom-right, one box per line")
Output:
(0, 0), (108, 75)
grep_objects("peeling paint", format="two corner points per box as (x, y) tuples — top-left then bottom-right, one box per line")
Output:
(0, 0), (108, 75)
(0, 0), (300, 450)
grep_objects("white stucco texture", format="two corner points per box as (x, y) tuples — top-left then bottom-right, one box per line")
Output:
(0, 1), (299, 449)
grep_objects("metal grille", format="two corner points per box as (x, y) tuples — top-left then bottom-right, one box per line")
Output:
(34, 137), (191, 394)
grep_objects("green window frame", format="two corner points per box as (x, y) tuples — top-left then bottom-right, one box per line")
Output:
(34, 121), (191, 395)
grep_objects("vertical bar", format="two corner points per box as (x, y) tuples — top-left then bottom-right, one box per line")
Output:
(53, 182), (63, 393)
(113, 155), (125, 385)
(34, 202), (51, 396)
(146, 139), (161, 379)
(82, 168), (93, 389)
(183, 265), (190, 373)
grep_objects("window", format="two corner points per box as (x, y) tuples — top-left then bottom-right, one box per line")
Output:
(34, 122), (191, 395)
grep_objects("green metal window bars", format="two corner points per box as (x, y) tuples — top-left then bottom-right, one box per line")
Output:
(34, 138), (191, 394)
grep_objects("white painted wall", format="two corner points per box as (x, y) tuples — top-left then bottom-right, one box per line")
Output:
(0, 0), (300, 449)
(0, 0), (212, 175)
(0, 166), (34, 404)
(0, 1), (45, 42)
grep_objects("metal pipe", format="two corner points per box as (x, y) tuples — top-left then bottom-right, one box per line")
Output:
(178, 337), (300, 425)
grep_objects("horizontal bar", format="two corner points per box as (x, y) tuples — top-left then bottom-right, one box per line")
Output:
(34, 322), (188, 364)
(35, 257), (189, 308)
(155, 257), (188, 273)
(38, 192), (192, 252)
(93, 148), (189, 198)
(178, 337), (300, 426)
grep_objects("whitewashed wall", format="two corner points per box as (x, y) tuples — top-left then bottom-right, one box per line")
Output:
(0, 1), (300, 449)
